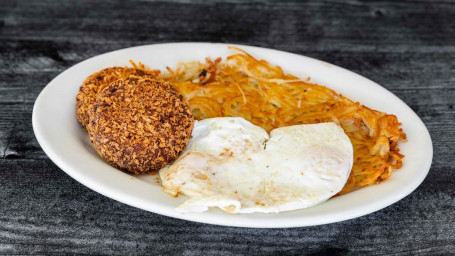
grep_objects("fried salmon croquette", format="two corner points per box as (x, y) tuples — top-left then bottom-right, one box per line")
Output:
(76, 67), (157, 129)
(88, 77), (194, 174)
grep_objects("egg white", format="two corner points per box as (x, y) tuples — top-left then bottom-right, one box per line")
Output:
(159, 117), (353, 214)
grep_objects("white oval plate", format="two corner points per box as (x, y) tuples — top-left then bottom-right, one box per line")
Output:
(33, 43), (432, 228)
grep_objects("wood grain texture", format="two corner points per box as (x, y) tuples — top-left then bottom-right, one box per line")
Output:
(0, 0), (454, 255)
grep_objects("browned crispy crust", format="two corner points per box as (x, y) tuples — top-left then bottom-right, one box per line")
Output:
(88, 77), (194, 174)
(76, 67), (157, 129)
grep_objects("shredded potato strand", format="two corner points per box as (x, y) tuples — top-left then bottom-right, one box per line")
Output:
(132, 49), (406, 194)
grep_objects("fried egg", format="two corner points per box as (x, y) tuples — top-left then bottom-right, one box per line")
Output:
(159, 117), (353, 213)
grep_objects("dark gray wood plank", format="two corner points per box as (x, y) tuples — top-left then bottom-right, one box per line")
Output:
(0, 160), (454, 255)
(1, 0), (454, 255)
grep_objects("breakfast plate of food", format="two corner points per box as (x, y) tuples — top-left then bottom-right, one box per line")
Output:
(33, 43), (432, 228)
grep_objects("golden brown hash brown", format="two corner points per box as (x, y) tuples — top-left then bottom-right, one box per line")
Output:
(88, 77), (194, 174)
(133, 47), (407, 194)
(76, 67), (159, 129)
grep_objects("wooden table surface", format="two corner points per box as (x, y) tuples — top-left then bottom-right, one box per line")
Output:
(1, 0), (454, 254)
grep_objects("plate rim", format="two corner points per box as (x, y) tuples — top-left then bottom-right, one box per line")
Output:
(32, 42), (433, 228)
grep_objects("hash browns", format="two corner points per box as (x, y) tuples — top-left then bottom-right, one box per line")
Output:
(149, 47), (407, 194)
